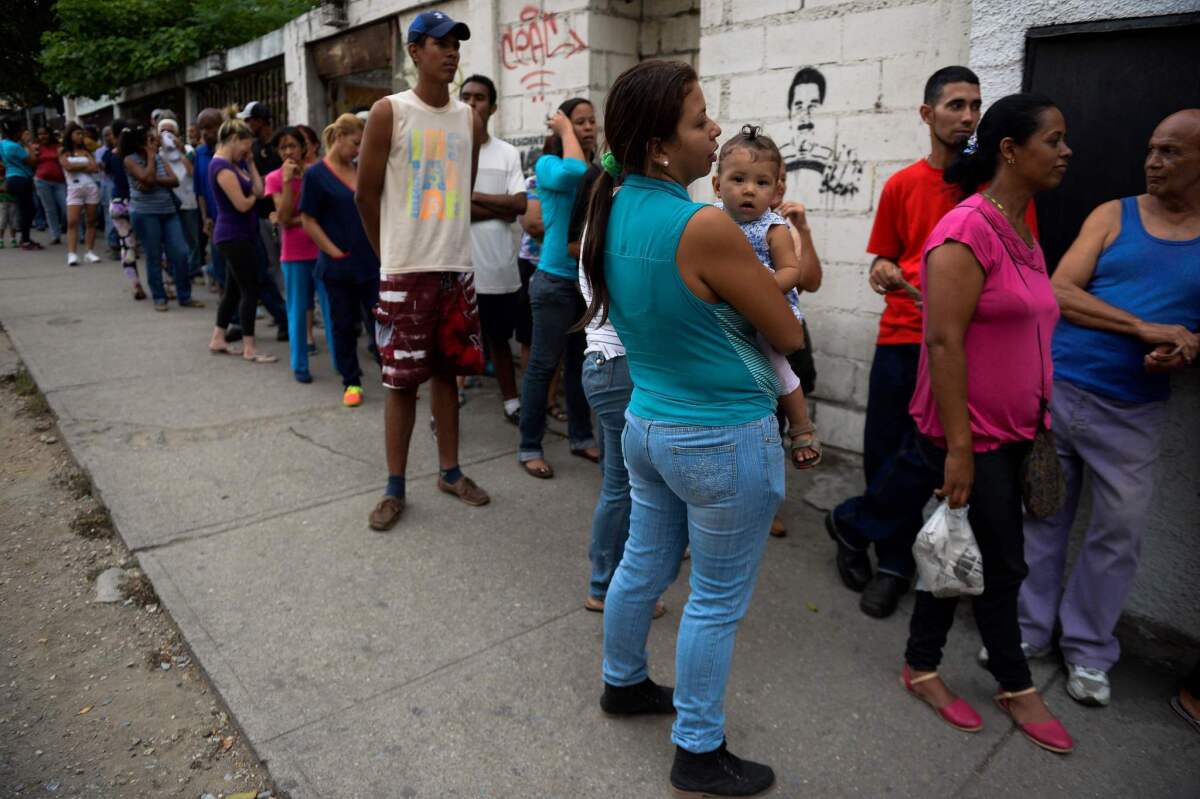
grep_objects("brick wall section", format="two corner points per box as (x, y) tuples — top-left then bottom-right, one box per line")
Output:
(698, 0), (970, 451)
(639, 0), (702, 65)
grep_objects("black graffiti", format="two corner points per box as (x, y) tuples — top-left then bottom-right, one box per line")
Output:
(781, 66), (863, 200)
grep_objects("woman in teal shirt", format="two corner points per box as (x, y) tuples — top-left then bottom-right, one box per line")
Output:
(1, 123), (39, 249)
(580, 61), (804, 798)
(517, 98), (600, 478)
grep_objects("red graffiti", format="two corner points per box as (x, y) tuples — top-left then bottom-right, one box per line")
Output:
(499, 6), (588, 102)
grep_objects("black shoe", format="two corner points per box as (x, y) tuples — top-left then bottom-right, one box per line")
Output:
(276, 324), (289, 342)
(224, 326), (243, 343)
(824, 512), (872, 592)
(600, 678), (675, 716)
(859, 573), (910, 619)
(670, 740), (775, 798)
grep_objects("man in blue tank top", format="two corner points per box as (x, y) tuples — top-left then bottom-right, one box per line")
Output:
(1017, 110), (1200, 709)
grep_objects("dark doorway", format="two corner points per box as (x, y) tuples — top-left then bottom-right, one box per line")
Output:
(1024, 13), (1200, 269)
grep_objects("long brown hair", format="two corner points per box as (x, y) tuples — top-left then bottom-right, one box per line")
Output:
(579, 60), (698, 328)
(61, 122), (89, 156)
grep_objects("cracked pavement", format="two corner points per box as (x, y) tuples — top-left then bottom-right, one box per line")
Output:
(1, 249), (1195, 797)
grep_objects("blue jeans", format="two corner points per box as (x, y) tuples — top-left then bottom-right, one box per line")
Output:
(177, 208), (201, 275)
(517, 270), (594, 460)
(131, 210), (192, 304)
(209, 236), (227, 288)
(582, 352), (634, 599)
(603, 411), (784, 753)
(33, 178), (66, 239)
(253, 231), (288, 327)
(831, 343), (924, 577)
(282, 259), (337, 375)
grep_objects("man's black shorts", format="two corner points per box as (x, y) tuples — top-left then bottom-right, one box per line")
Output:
(477, 290), (526, 345)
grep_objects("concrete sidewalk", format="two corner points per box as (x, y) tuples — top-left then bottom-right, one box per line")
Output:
(2, 247), (1196, 798)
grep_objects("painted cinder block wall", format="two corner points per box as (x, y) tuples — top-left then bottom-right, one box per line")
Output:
(695, 0), (972, 451)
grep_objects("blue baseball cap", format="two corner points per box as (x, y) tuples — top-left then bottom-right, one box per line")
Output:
(407, 11), (471, 44)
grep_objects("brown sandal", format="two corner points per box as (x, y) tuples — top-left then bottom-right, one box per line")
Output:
(521, 460), (554, 479)
(789, 422), (822, 469)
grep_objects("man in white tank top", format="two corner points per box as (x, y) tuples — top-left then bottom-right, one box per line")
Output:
(356, 11), (488, 531)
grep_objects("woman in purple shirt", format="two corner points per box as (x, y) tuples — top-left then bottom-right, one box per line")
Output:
(899, 94), (1074, 755)
(206, 119), (275, 363)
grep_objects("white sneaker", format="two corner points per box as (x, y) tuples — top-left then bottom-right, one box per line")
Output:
(67, 252), (79, 266)
(84, 250), (101, 263)
(977, 641), (1052, 666)
(1066, 663), (1110, 707)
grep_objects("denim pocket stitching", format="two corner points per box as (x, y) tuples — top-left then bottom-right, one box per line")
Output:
(670, 443), (737, 502)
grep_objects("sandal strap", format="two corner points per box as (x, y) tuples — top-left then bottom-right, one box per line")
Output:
(996, 687), (1038, 701)
(788, 422), (816, 439)
(909, 670), (941, 686)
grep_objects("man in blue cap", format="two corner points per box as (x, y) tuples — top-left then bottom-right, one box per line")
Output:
(357, 12), (488, 531)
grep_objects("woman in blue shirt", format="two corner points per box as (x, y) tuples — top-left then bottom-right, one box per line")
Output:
(517, 98), (600, 478)
(579, 61), (804, 797)
(300, 114), (379, 408)
(1, 123), (39, 250)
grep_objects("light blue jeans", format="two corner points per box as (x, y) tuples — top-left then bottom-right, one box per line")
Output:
(581, 352), (634, 599)
(282, 259), (336, 375)
(602, 410), (785, 753)
(131, 211), (192, 305)
(33, 178), (67, 240)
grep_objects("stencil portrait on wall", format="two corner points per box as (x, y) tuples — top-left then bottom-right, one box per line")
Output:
(780, 66), (863, 200)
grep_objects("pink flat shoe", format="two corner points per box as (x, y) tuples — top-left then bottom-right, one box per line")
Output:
(901, 665), (983, 732)
(994, 687), (1074, 754)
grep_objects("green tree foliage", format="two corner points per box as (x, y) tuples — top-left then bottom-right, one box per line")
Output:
(41, 0), (316, 99)
(0, 0), (58, 108)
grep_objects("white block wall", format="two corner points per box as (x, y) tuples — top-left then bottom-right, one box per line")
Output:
(697, 0), (971, 452)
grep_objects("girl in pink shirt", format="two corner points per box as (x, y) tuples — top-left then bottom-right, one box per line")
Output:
(265, 126), (335, 383)
(900, 94), (1076, 756)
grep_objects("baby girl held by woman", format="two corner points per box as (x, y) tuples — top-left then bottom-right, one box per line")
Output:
(713, 125), (822, 468)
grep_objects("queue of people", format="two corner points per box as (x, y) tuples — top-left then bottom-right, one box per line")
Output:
(3, 13), (1198, 794)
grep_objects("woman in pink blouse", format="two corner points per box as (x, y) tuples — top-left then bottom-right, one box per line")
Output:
(264, 126), (335, 384)
(900, 94), (1075, 755)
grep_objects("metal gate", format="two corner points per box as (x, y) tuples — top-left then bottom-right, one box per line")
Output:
(196, 57), (289, 123)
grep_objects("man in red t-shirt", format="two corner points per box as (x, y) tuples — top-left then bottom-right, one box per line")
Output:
(826, 66), (1041, 619)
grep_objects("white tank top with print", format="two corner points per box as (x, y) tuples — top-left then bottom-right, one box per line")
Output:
(379, 90), (474, 275)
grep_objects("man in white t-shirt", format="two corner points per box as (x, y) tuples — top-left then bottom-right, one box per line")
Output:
(460, 75), (528, 424)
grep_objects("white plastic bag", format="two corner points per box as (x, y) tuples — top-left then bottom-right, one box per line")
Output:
(912, 501), (984, 598)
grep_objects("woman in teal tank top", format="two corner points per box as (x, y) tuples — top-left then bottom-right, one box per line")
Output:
(578, 60), (805, 797)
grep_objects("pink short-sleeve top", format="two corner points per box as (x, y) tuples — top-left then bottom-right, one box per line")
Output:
(909, 193), (1060, 452)
(264, 167), (320, 262)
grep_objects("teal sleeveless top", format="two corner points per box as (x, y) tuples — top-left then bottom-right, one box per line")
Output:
(603, 174), (779, 426)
